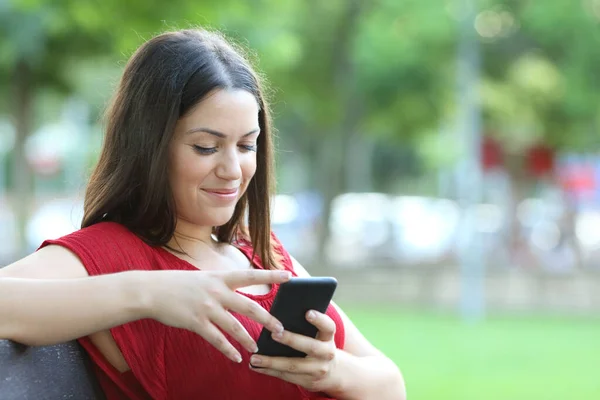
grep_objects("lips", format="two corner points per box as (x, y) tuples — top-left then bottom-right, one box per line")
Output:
(203, 188), (239, 195)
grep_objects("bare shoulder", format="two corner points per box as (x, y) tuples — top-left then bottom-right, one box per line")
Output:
(288, 255), (311, 277)
(0, 245), (89, 280)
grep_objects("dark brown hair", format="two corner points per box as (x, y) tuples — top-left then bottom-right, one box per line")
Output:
(82, 29), (279, 269)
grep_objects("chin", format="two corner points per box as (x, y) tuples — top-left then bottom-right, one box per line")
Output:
(201, 209), (237, 228)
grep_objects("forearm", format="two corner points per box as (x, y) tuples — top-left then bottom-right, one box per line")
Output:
(0, 271), (151, 346)
(329, 350), (406, 400)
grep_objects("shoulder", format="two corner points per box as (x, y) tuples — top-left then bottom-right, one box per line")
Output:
(47, 222), (142, 250)
(39, 221), (140, 256)
(39, 222), (151, 276)
(70, 221), (136, 240)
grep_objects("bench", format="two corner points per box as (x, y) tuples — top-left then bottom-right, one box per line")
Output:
(0, 339), (105, 399)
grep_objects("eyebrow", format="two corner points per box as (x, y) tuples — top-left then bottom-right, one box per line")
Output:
(185, 127), (261, 138)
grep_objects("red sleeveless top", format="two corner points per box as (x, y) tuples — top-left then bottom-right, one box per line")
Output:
(39, 222), (345, 400)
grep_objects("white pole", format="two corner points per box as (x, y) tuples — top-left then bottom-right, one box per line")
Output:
(456, 0), (485, 322)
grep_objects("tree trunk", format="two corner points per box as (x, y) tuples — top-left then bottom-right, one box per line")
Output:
(12, 59), (34, 258)
(345, 127), (373, 193)
(314, 0), (363, 264)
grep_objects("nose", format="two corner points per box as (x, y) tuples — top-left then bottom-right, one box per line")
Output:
(215, 148), (242, 181)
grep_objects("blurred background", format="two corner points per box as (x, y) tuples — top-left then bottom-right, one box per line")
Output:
(1, 0), (600, 398)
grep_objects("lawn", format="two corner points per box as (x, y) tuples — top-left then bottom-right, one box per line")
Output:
(344, 307), (600, 400)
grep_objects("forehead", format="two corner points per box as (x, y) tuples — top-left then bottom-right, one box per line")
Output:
(176, 89), (260, 136)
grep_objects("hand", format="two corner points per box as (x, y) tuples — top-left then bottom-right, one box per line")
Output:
(249, 310), (339, 393)
(147, 269), (291, 363)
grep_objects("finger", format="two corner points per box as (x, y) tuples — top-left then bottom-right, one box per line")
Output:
(209, 309), (258, 354)
(249, 354), (322, 375)
(250, 366), (285, 380)
(269, 330), (334, 360)
(250, 367), (293, 382)
(307, 310), (336, 342)
(195, 322), (242, 364)
(250, 367), (325, 392)
(223, 293), (284, 334)
(222, 269), (291, 289)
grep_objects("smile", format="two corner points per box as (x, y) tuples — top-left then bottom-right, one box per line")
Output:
(201, 188), (240, 201)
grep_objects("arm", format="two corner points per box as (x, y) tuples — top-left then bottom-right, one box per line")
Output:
(0, 244), (291, 362)
(291, 257), (406, 400)
(326, 306), (406, 400)
(0, 245), (151, 346)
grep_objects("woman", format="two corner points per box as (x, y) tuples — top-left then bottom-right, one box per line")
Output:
(0, 29), (405, 399)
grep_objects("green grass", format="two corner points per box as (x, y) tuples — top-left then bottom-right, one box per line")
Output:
(344, 307), (600, 400)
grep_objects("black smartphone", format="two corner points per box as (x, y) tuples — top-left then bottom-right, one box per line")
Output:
(255, 277), (338, 358)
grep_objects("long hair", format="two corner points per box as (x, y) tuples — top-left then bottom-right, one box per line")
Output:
(82, 29), (279, 269)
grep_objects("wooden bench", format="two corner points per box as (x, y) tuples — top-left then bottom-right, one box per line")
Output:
(0, 339), (105, 399)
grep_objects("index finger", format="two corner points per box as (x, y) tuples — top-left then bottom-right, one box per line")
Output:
(222, 269), (291, 289)
(224, 293), (284, 334)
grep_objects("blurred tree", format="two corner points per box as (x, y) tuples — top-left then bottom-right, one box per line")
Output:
(481, 0), (600, 152)
(1, 0), (110, 255)
(0, 0), (225, 256)
(2, 0), (599, 262)
(0, 0), (461, 261)
(222, 0), (458, 261)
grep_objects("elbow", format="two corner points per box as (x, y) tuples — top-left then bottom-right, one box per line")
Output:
(6, 336), (54, 347)
(385, 359), (407, 400)
(396, 369), (407, 400)
(0, 321), (21, 344)
(0, 323), (56, 347)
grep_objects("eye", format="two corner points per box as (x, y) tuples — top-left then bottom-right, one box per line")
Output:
(193, 145), (217, 155)
(239, 144), (258, 152)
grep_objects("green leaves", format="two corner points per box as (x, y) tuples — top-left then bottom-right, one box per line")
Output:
(1, 0), (598, 151)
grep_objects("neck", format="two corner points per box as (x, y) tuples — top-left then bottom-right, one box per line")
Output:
(166, 219), (217, 255)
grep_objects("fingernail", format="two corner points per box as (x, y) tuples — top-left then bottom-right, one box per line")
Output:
(233, 353), (242, 363)
(250, 356), (261, 366)
(274, 323), (284, 333)
(307, 311), (316, 321)
(250, 344), (258, 353)
(272, 331), (283, 341)
(280, 271), (291, 280)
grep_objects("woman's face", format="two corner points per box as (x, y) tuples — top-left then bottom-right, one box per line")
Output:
(169, 89), (260, 228)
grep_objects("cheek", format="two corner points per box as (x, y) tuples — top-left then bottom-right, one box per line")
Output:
(242, 155), (257, 181)
(179, 154), (211, 179)
(170, 156), (212, 194)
